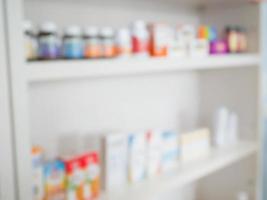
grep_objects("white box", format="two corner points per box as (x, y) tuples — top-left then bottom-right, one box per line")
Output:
(128, 131), (147, 182)
(146, 130), (162, 177)
(181, 128), (211, 162)
(161, 130), (179, 172)
(189, 39), (209, 57)
(83, 132), (128, 191)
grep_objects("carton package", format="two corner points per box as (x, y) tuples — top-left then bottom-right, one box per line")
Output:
(32, 146), (44, 200)
(146, 130), (162, 177)
(180, 128), (211, 162)
(43, 160), (66, 200)
(149, 23), (171, 57)
(161, 130), (179, 172)
(84, 132), (128, 191)
(189, 39), (209, 57)
(128, 131), (147, 182)
(80, 152), (100, 199)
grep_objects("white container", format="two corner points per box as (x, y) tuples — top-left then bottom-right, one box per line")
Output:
(131, 20), (149, 58)
(180, 128), (211, 162)
(115, 28), (132, 58)
(189, 38), (209, 57)
(128, 131), (147, 182)
(83, 132), (128, 191)
(161, 130), (179, 172)
(146, 130), (162, 177)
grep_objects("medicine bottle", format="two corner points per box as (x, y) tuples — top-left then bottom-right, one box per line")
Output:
(225, 26), (239, 53)
(63, 26), (84, 59)
(237, 27), (248, 53)
(115, 28), (132, 58)
(84, 27), (101, 59)
(24, 20), (38, 61)
(99, 27), (116, 58)
(131, 20), (149, 57)
(38, 22), (61, 60)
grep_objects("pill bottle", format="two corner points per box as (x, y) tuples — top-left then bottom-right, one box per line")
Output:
(237, 27), (248, 53)
(99, 27), (116, 58)
(131, 20), (149, 57)
(63, 26), (84, 59)
(38, 22), (61, 60)
(84, 27), (101, 59)
(23, 20), (38, 61)
(115, 28), (132, 58)
(225, 26), (239, 53)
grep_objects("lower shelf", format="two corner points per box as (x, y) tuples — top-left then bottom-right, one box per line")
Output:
(101, 141), (258, 200)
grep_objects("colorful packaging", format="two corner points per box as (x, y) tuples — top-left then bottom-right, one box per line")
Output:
(32, 146), (44, 200)
(210, 40), (228, 54)
(146, 130), (162, 177)
(161, 131), (179, 172)
(44, 160), (65, 200)
(80, 152), (100, 199)
(180, 128), (211, 162)
(63, 156), (85, 200)
(128, 132), (147, 182)
(149, 23), (170, 57)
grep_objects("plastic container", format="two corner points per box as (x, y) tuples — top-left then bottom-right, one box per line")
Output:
(63, 26), (84, 59)
(99, 27), (116, 58)
(131, 20), (149, 57)
(38, 21), (61, 60)
(84, 27), (101, 59)
(23, 20), (38, 61)
(225, 26), (239, 53)
(115, 28), (132, 58)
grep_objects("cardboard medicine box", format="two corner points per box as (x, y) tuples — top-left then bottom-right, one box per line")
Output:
(32, 146), (45, 200)
(43, 160), (66, 200)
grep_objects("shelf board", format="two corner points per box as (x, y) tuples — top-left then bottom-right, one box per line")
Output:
(100, 141), (258, 200)
(27, 54), (260, 83)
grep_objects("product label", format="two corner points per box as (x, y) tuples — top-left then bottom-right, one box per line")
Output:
(63, 38), (84, 59)
(38, 35), (61, 59)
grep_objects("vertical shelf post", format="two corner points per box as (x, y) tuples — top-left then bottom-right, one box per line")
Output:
(4, 0), (32, 199)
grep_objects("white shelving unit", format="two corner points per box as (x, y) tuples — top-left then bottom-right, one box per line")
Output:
(28, 54), (260, 82)
(1, 0), (266, 200)
(101, 141), (258, 200)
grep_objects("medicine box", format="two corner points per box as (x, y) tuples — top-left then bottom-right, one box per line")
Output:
(80, 152), (100, 199)
(189, 39), (209, 57)
(43, 160), (65, 200)
(128, 131), (147, 182)
(161, 130), (179, 172)
(146, 130), (162, 177)
(84, 132), (128, 191)
(62, 155), (85, 200)
(32, 146), (44, 200)
(149, 23), (170, 57)
(180, 128), (211, 162)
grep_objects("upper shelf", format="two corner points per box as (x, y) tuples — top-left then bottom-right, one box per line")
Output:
(27, 54), (260, 83)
